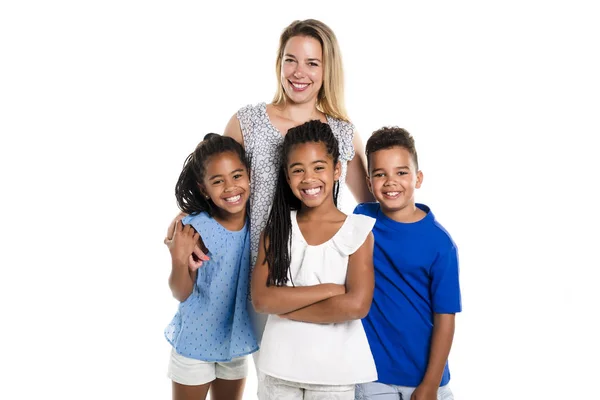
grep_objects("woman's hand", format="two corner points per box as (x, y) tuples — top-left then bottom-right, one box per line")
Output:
(165, 213), (209, 270)
(166, 220), (199, 267)
(167, 220), (203, 302)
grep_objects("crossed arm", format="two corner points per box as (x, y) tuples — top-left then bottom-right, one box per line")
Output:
(251, 231), (375, 323)
(279, 232), (375, 323)
(251, 233), (346, 314)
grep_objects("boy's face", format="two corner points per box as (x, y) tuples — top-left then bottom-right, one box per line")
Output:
(367, 146), (423, 214)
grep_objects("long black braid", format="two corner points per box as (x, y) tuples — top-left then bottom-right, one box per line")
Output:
(263, 120), (340, 286)
(175, 133), (248, 216)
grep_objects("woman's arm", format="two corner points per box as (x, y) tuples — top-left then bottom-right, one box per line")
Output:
(251, 233), (346, 315)
(223, 112), (244, 146)
(280, 232), (375, 323)
(346, 132), (375, 203)
(167, 221), (200, 302)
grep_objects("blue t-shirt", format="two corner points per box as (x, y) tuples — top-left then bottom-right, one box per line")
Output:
(354, 203), (462, 387)
(164, 212), (258, 362)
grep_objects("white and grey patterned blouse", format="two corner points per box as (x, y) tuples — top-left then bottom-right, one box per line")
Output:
(237, 102), (355, 267)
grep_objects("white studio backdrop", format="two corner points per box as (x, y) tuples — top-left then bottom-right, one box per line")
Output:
(1, 1), (599, 399)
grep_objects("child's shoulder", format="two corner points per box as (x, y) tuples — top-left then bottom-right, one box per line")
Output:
(353, 202), (380, 218)
(181, 212), (216, 235)
(421, 205), (457, 252)
(182, 211), (210, 225)
(430, 220), (457, 252)
(346, 212), (376, 231)
(331, 212), (376, 256)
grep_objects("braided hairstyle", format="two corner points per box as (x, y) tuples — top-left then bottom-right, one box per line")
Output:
(263, 120), (340, 286)
(175, 133), (249, 216)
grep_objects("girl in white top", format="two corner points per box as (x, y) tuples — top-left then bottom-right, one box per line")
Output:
(251, 120), (377, 400)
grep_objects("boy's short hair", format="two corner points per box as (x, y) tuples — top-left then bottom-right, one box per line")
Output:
(365, 127), (419, 172)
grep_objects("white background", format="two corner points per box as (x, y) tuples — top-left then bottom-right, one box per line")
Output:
(1, 1), (599, 399)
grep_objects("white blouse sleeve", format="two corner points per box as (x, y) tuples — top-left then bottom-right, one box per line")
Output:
(331, 214), (375, 256)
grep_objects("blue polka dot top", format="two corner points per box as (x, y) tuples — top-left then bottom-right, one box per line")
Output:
(164, 212), (259, 361)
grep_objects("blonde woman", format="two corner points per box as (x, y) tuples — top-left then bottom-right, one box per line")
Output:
(223, 18), (373, 340)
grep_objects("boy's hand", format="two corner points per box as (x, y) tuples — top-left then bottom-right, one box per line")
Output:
(166, 220), (200, 268)
(165, 213), (209, 270)
(411, 383), (437, 400)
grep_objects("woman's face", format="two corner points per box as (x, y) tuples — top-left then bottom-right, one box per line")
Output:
(280, 35), (324, 106)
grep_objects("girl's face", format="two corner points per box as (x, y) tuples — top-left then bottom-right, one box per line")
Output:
(285, 142), (340, 210)
(200, 151), (250, 218)
(281, 35), (324, 106)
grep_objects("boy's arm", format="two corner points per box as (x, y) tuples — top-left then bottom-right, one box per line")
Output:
(411, 313), (455, 400)
(412, 243), (461, 400)
(280, 232), (375, 323)
(251, 233), (346, 315)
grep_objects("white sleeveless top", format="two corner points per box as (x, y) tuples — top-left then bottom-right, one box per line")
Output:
(237, 102), (356, 342)
(258, 211), (378, 385)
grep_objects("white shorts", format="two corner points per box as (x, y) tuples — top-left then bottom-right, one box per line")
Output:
(167, 349), (248, 386)
(260, 374), (355, 400)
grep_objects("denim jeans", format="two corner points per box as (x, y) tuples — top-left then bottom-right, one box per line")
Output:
(355, 382), (454, 400)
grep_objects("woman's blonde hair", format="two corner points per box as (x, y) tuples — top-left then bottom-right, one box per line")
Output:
(272, 19), (349, 122)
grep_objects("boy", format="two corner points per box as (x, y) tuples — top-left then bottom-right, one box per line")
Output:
(354, 127), (461, 400)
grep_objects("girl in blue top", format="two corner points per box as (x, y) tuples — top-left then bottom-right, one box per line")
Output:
(165, 133), (258, 400)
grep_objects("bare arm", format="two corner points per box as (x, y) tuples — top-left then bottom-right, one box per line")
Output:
(251, 233), (346, 315)
(223, 112), (244, 146)
(411, 313), (456, 400)
(169, 260), (198, 302)
(346, 131), (375, 203)
(280, 232), (375, 323)
(167, 221), (200, 302)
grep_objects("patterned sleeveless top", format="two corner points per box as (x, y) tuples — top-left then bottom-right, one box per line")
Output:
(237, 103), (355, 341)
(164, 212), (258, 361)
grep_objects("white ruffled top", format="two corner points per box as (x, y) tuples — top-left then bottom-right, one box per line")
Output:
(258, 211), (378, 385)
